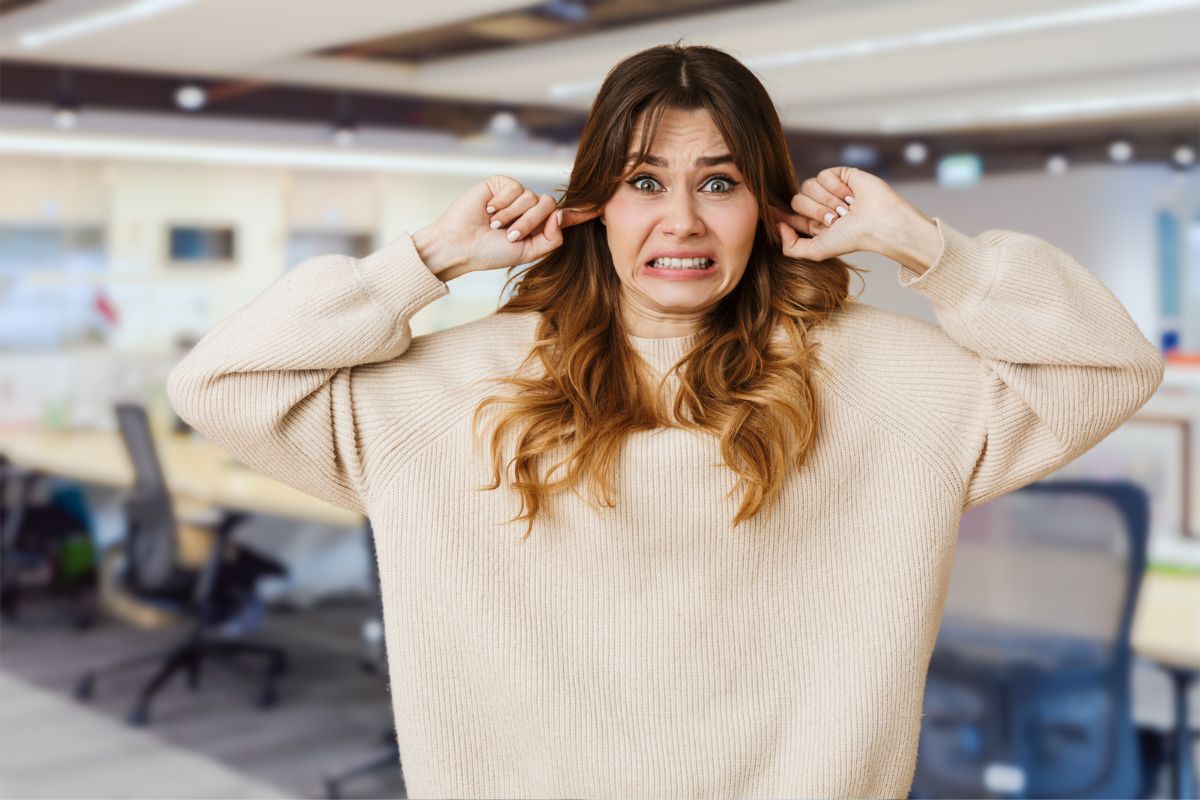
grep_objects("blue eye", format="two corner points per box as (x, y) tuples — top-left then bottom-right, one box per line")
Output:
(626, 173), (740, 194)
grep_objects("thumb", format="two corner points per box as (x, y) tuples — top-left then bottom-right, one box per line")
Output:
(779, 221), (826, 261)
(779, 221), (810, 259)
(523, 204), (564, 262)
(559, 206), (602, 228)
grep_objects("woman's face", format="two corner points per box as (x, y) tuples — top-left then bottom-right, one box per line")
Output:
(602, 107), (759, 338)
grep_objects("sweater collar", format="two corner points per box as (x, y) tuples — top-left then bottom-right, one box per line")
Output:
(626, 330), (700, 372)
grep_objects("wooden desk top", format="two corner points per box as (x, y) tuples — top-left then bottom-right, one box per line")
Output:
(1133, 571), (1200, 671)
(0, 426), (362, 528)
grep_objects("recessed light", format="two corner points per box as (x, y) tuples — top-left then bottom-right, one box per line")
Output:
(1045, 152), (1069, 175)
(1108, 138), (1134, 162)
(174, 84), (206, 111)
(903, 141), (928, 165)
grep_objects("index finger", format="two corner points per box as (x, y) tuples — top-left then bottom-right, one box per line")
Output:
(558, 206), (603, 228)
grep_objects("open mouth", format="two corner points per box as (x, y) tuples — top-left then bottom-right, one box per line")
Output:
(644, 257), (717, 271)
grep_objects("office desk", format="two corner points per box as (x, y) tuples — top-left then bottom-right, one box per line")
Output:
(0, 427), (362, 528)
(1133, 570), (1200, 799)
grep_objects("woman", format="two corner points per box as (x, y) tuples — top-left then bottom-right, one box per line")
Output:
(167, 43), (1164, 799)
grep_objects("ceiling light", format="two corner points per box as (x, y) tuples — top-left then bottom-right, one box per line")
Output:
(174, 84), (206, 111)
(18, 0), (197, 49)
(487, 111), (521, 138)
(746, 0), (1200, 70)
(0, 130), (573, 180)
(1172, 142), (1196, 167)
(903, 141), (928, 164)
(332, 92), (357, 147)
(51, 70), (79, 130)
(839, 143), (878, 167)
(550, 0), (1200, 101)
(53, 105), (79, 130)
(882, 87), (1200, 132)
(334, 124), (357, 147)
(1108, 138), (1134, 162)
(1045, 152), (1069, 176)
(936, 153), (982, 189)
(539, 0), (588, 23)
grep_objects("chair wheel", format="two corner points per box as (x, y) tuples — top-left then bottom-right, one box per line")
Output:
(257, 684), (277, 709)
(128, 706), (150, 726)
(74, 675), (94, 700)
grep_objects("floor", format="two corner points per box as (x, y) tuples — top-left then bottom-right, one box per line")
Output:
(0, 671), (293, 800)
(1, 589), (1196, 799)
(1, 592), (407, 799)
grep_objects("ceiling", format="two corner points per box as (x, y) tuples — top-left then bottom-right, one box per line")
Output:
(1, 0), (1198, 178)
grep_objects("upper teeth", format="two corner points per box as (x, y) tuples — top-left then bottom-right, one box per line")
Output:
(651, 257), (712, 269)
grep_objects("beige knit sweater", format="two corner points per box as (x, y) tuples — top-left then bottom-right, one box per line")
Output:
(166, 216), (1164, 799)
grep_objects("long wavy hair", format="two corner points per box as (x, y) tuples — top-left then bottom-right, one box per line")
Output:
(470, 41), (866, 540)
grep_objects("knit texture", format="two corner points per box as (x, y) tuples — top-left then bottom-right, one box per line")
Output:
(166, 217), (1164, 799)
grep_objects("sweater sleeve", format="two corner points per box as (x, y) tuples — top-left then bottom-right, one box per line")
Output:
(897, 217), (1165, 513)
(165, 232), (450, 516)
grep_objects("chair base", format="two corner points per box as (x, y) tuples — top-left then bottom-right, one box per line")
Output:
(74, 622), (287, 726)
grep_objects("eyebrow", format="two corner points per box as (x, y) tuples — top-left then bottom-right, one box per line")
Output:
(625, 152), (735, 168)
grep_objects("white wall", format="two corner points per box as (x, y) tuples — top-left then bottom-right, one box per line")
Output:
(4, 155), (1193, 354)
(855, 163), (1199, 343)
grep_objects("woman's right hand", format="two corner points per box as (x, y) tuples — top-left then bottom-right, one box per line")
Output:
(411, 175), (599, 282)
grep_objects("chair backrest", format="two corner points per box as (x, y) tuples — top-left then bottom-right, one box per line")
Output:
(112, 402), (179, 592)
(914, 479), (1148, 799)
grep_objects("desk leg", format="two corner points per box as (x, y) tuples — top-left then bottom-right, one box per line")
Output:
(1168, 665), (1198, 800)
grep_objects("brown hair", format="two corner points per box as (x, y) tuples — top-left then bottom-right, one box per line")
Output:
(470, 40), (865, 540)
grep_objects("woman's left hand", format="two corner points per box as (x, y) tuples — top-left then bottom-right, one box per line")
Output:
(770, 166), (932, 263)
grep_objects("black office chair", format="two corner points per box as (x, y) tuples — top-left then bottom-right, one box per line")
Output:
(0, 456), (97, 628)
(74, 402), (290, 726)
(322, 521), (406, 799)
(911, 480), (1167, 799)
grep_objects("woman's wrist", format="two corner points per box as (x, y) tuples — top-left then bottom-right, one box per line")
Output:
(867, 205), (943, 276)
(411, 225), (464, 281)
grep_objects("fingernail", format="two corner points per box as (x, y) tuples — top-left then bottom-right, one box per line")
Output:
(490, 219), (502, 229)
(844, 196), (854, 205)
(507, 228), (521, 241)
(486, 205), (496, 213)
(836, 206), (848, 217)
(556, 209), (563, 225)
(823, 212), (835, 225)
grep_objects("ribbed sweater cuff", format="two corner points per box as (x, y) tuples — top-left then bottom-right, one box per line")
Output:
(896, 216), (1002, 321)
(353, 230), (451, 320)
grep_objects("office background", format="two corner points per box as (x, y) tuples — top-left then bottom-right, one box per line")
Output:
(0, 0), (1197, 798)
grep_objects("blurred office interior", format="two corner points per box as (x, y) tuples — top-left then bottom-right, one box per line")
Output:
(0, 0), (1198, 798)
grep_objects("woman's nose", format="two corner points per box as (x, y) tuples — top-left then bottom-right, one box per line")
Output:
(661, 191), (705, 237)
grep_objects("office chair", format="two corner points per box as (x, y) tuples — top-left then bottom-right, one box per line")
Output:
(322, 521), (406, 799)
(910, 480), (1168, 799)
(74, 402), (289, 726)
(0, 456), (97, 628)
